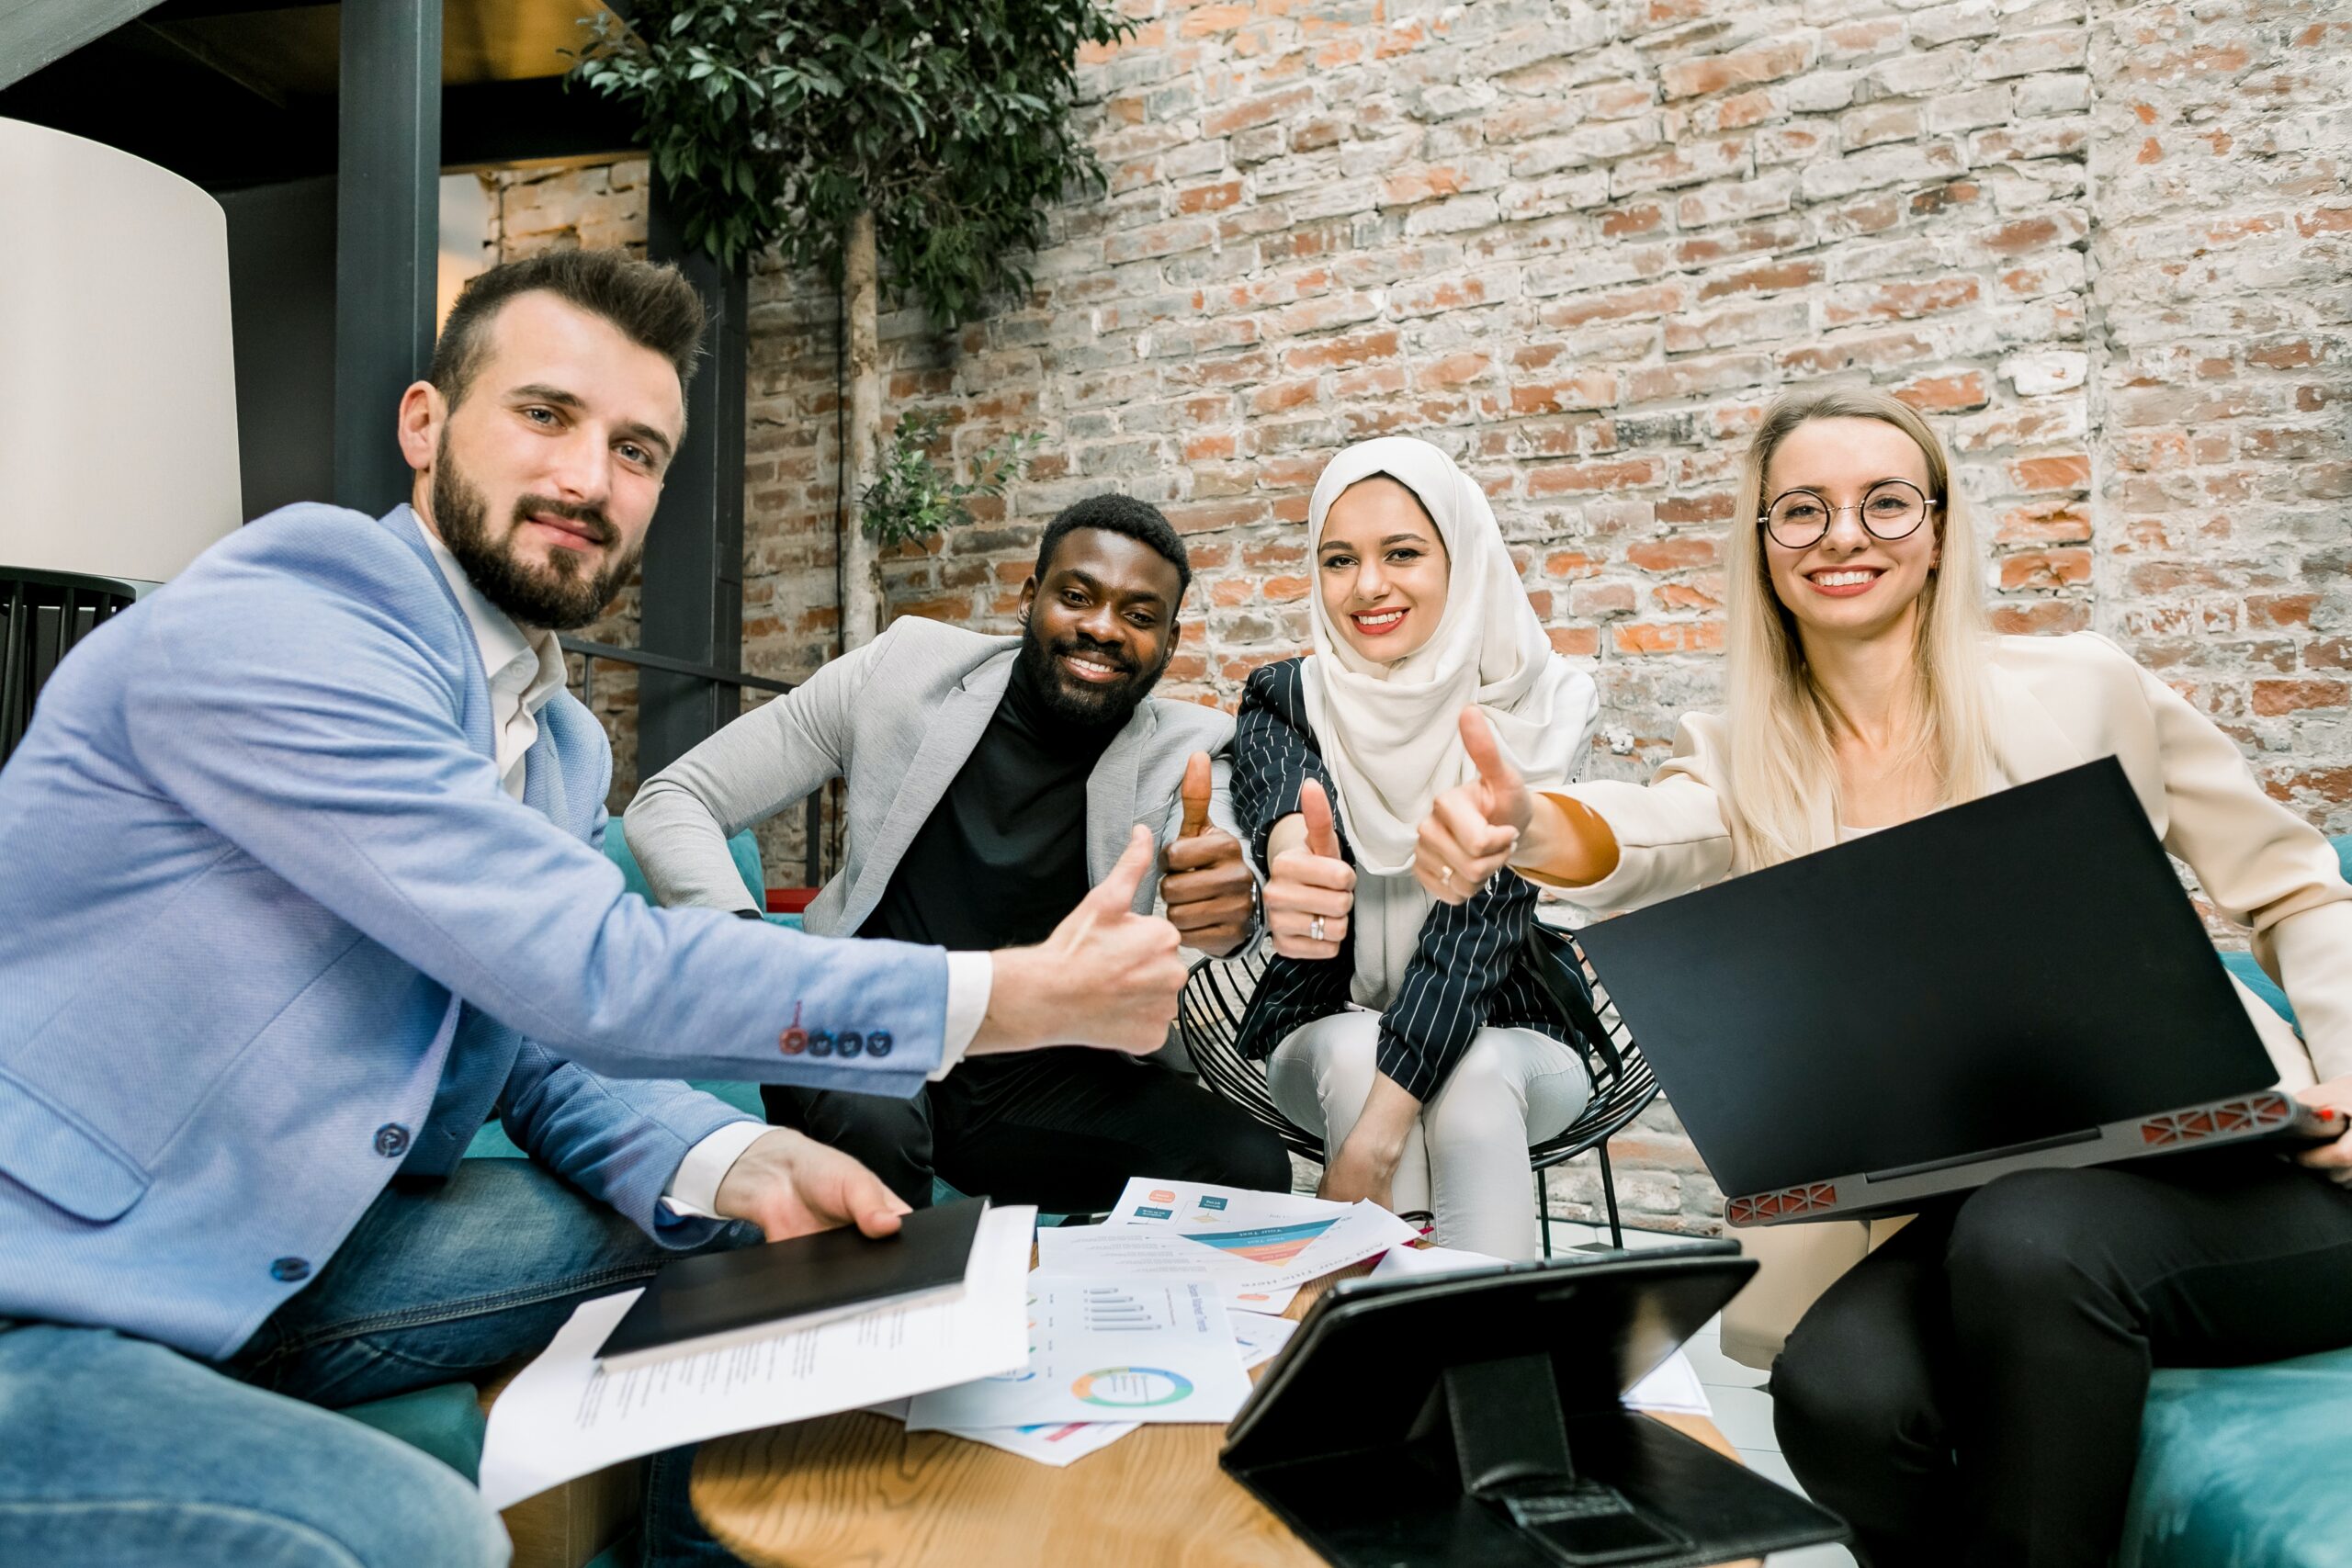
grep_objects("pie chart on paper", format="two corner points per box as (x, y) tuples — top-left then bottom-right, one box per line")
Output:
(1071, 1367), (1195, 1408)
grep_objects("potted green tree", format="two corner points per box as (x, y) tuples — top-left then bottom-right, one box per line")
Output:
(576, 0), (1131, 647)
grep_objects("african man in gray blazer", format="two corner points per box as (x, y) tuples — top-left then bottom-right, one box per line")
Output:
(628, 496), (1293, 1211)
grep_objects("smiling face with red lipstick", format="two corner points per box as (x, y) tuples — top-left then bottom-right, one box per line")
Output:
(1758, 415), (1942, 649)
(1316, 475), (1453, 666)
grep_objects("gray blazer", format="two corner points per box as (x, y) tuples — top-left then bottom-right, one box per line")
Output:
(625, 616), (1244, 935)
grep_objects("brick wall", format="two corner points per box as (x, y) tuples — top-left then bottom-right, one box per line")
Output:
(506, 1), (2348, 1231)
(480, 160), (657, 814)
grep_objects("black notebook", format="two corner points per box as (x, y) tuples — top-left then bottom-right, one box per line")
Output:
(596, 1198), (989, 1370)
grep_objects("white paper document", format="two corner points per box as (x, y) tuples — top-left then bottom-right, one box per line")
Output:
(909, 1275), (1253, 1430)
(1034, 1224), (1300, 1314)
(1623, 1350), (1713, 1416)
(1102, 1179), (1419, 1294)
(1369, 1242), (1510, 1280)
(1228, 1308), (1298, 1371)
(478, 1205), (1035, 1511)
(943, 1417), (1142, 1466)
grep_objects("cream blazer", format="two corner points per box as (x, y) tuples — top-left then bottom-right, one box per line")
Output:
(1551, 631), (2352, 1366)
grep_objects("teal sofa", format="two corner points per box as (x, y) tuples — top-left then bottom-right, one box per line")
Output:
(2118, 833), (2352, 1567)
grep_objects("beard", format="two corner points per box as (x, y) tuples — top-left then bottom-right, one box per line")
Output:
(1015, 615), (1170, 729)
(431, 440), (641, 631)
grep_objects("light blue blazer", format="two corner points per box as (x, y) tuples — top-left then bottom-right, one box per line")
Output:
(0, 503), (950, 1359)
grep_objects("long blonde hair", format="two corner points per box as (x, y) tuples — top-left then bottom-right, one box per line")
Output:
(1721, 388), (1995, 868)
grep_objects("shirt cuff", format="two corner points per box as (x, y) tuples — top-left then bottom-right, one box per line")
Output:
(659, 1118), (770, 1220)
(935, 951), (991, 1082)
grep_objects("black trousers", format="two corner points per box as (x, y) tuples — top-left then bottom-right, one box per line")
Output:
(1770, 1151), (2352, 1568)
(763, 1047), (1295, 1214)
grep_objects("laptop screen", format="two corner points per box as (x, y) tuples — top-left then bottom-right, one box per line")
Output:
(1575, 759), (2278, 1198)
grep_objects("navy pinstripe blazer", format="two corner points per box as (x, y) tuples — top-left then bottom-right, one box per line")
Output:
(1229, 657), (1572, 1102)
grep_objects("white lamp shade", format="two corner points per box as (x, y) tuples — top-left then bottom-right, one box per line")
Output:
(0, 118), (242, 583)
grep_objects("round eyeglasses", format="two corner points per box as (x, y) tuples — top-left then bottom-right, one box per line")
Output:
(1760, 479), (1935, 550)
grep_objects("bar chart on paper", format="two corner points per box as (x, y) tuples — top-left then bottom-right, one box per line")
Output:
(1077, 1284), (1181, 1332)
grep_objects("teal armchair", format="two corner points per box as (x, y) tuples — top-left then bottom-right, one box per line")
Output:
(2118, 833), (2352, 1567)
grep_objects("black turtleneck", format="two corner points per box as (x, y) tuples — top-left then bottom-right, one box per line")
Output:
(855, 652), (1125, 952)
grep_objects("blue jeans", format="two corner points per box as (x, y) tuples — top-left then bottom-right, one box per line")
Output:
(0, 1158), (758, 1568)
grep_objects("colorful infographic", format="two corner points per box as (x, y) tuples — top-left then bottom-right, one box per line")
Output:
(1071, 1367), (1196, 1408)
(1177, 1219), (1340, 1265)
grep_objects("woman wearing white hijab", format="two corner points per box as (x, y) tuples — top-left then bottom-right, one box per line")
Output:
(1227, 436), (1602, 1258)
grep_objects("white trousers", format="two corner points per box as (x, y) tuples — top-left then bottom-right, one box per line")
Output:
(1264, 1011), (1591, 1260)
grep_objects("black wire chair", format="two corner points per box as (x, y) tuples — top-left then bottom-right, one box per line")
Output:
(1178, 923), (1661, 1253)
(2, 568), (146, 769)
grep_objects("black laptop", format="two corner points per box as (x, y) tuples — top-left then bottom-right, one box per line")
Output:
(1573, 758), (2344, 1226)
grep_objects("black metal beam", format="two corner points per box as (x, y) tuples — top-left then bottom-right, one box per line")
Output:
(333, 0), (441, 515)
(442, 75), (640, 170)
(635, 178), (748, 780)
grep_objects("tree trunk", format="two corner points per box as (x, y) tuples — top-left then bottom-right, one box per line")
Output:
(842, 207), (883, 650)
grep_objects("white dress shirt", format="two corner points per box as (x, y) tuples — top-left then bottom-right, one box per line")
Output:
(420, 526), (987, 1221)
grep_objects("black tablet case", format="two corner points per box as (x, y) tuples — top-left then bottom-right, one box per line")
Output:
(597, 1197), (986, 1364)
(1221, 1246), (1848, 1568)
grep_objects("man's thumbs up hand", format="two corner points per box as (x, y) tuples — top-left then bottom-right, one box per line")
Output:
(1161, 752), (1255, 958)
(1415, 708), (1532, 904)
(1265, 777), (1355, 960)
(977, 826), (1188, 1056)
(1177, 751), (1213, 839)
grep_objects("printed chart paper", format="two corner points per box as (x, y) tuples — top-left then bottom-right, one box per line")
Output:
(1103, 1179), (1418, 1293)
(1229, 1309), (1298, 1371)
(909, 1275), (1251, 1430)
(478, 1206), (1035, 1510)
(943, 1417), (1142, 1467)
(1034, 1224), (1300, 1314)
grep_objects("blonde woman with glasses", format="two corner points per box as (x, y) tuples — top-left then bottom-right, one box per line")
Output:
(1414, 387), (2352, 1568)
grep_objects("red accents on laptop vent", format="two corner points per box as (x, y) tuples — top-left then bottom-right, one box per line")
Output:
(1727, 1183), (1839, 1226)
(2140, 1093), (2292, 1146)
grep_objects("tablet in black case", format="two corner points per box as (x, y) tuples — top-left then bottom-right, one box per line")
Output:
(1222, 1244), (1849, 1568)
(596, 1197), (987, 1369)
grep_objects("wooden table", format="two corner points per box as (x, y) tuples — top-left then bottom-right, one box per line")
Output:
(694, 1259), (1757, 1568)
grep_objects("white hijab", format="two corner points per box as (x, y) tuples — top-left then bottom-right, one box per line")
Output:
(1300, 437), (1597, 878)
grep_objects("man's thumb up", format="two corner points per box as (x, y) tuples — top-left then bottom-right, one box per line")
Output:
(1300, 778), (1343, 862)
(1178, 751), (1213, 839)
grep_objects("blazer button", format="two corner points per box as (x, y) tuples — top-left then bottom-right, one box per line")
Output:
(778, 1027), (808, 1055)
(807, 1032), (835, 1058)
(270, 1257), (311, 1283)
(866, 1031), (892, 1059)
(373, 1123), (411, 1158)
(835, 1032), (864, 1059)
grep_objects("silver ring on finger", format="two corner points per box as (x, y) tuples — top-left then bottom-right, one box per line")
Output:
(1309, 916), (1326, 942)
(1440, 864), (1454, 887)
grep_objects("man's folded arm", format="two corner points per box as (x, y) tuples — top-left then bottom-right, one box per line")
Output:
(494, 1043), (760, 1244)
(626, 632), (880, 913)
(121, 575), (943, 1090)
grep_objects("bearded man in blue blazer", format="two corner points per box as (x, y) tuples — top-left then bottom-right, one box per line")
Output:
(0, 250), (1184, 1568)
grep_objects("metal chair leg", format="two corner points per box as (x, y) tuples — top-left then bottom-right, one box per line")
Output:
(1598, 1145), (1624, 1250)
(1536, 1167), (1552, 1258)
